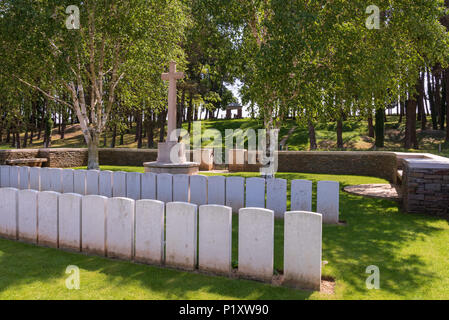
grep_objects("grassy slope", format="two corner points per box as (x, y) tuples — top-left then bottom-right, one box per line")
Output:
(2, 117), (448, 157)
(1, 168), (449, 299)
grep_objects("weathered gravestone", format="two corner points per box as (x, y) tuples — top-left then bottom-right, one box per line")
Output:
(226, 176), (244, 212)
(238, 208), (274, 281)
(245, 177), (265, 208)
(9, 166), (20, 189)
(19, 166), (30, 190)
(173, 174), (189, 202)
(49, 168), (63, 193)
(59, 193), (82, 251)
(82, 195), (107, 256)
(284, 211), (322, 291)
(86, 170), (100, 195)
(29, 167), (41, 191)
(190, 175), (208, 206)
(126, 172), (142, 200)
(141, 172), (157, 200)
(37, 191), (60, 247)
(266, 178), (287, 218)
(0, 188), (18, 239)
(135, 200), (165, 264)
(62, 169), (75, 193)
(73, 169), (87, 195)
(106, 197), (135, 260)
(165, 202), (197, 270)
(18, 189), (38, 243)
(112, 171), (127, 198)
(207, 175), (225, 205)
(291, 180), (312, 212)
(198, 205), (232, 274)
(157, 173), (173, 203)
(317, 181), (340, 224)
(99, 170), (113, 198)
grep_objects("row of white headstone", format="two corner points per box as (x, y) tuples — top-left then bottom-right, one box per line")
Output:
(0, 187), (322, 291)
(0, 165), (340, 223)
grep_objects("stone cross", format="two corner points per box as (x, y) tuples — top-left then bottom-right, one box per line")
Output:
(162, 61), (184, 142)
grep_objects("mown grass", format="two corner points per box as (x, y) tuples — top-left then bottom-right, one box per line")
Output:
(1, 167), (449, 299)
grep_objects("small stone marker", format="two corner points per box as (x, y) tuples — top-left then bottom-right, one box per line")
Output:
(135, 200), (165, 264)
(173, 174), (189, 202)
(0, 188), (18, 239)
(82, 195), (107, 256)
(291, 180), (312, 212)
(18, 189), (38, 243)
(238, 208), (274, 281)
(284, 211), (322, 291)
(126, 172), (141, 200)
(40, 168), (51, 191)
(245, 177), (265, 208)
(106, 197), (135, 260)
(37, 191), (60, 247)
(86, 170), (100, 195)
(190, 175), (208, 205)
(141, 172), (157, 200)
(58, 193), (82, 251)
(19, 166), (30, 190)
(99, 170), (113, 198)
(49, 168), (63, 193)
(29, 167), (41, 191)
(198, 205), (232, 274)
(73, 169), (87, 195)
(9, 166), (20, 189)
(266, 178), (287, 218)
(207, 175), (225, 205)
(157, 173), (173, 203)
(112, 171), (127, 198)
(226, 176), (245, 212)
(317, 181), (340, 224)
(165, 202), (198, 270)
(0, 166), (10, 187)
(62, 169), (75, 193)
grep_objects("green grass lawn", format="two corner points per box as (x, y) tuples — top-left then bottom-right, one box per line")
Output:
(1, 168), (449, 299)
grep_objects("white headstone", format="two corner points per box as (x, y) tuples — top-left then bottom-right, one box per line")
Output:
(0, 166), (10, 188)
(225, 176), (245, 212)
(9, 166), (20, 189)
(126, 172), (141, 200)
(245, 177), (265, 208)
(238, 208), (274, 280)
(198, 205), (232, 274)
(317, 181), (339, 224)
(284, 211), (322, 291)
(106, 197), (135, 260)
(62, 169), (75, 193)
(291, 180), (312, 212)
(99, 170), (113, 198)
(207, 176), (225, 205)
(40, 167), (51, 191)
(82, 195), (107, 255)
(19, 166), (30, 190)
(18, 189), (38, 243)
(49, 168), (63, 193)
(58, 193), (82, 251)
(173, 174), (189, 202)
(73, 169), (87, 195)
(112, 171), (127, 198)
(29, 167), (41, 191)
(157, 173), (173, 203)
(135, 200), (165, 264)
(86, 170), (100, 195)
(0, 188), (18, 239)
(141, 172), (157, 200)
(266, 178), (287, 218)
(165, 202), (197, 270)
(37, 191), (60, 247)
(190, 175), (208, 206)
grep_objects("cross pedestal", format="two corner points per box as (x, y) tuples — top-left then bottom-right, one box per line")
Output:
(144, 61), (199, 175)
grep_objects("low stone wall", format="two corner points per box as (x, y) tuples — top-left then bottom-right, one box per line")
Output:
(0, 149), (40, 164)
(402, 156), (449, 217)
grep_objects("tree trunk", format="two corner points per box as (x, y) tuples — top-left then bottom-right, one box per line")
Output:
(336, 119), (343, 149)
(418, 74), (427, 130)
(367, 115), (375, 138)
(308, 121), (317, 150)
(398, 100), (405, 123)
(87, 133), (100, 170)
(445, 68), (449, 142)
(375, 108), (385, 148)
(110, 125), (117, 148)
(147, 111), (154, 148)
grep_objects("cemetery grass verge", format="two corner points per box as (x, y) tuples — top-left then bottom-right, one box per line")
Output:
(1, 168), (449, 299)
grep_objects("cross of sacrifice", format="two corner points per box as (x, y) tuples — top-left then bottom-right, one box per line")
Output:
(162, 61), (184, 142)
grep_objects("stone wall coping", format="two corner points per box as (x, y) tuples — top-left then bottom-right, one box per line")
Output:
(404, 159), (449, 169)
